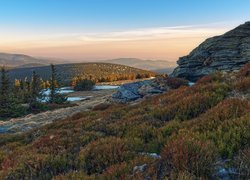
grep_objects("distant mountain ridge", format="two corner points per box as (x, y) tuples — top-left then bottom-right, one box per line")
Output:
(0, 52), (69, 67)
(105, 58), (176, 74)
(0, 53), (42, 67)
(0, 53), (176, 74)
(171, 21), (250, 81)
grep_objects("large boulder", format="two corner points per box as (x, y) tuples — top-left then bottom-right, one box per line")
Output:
(171, 21), (250, 81)
(111, 77), (174, 103)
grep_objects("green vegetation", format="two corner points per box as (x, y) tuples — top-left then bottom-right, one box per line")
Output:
(0, 67), (27, 119)
(48, 64), (67, 104)
(72, 78), (95, 91)
(0, 65), (68, 120)
(0, 63), (249, 179)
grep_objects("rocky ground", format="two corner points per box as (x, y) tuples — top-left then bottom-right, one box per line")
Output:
(111, 76), (184, 103)
(0, 89), (116, 134)
(0, 77), (184, 134)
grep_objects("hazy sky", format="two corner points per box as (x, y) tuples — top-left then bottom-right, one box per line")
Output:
(0, 0), (250, 61)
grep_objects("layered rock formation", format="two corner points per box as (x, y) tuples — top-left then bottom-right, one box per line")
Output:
(171, 22), (250, 81)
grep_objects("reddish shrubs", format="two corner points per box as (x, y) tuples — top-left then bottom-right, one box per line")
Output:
(101, 156), (154, 179)
(197, 72), (224, 84)
(79, 137), (135, 174)
(237, 62), (250, 78)
(233, 77), (250, 93)
(165, 77), (188, 89)
(159, 135), (217, 178)
(197, 75), (214, 84)
(153, 83), (229, 121)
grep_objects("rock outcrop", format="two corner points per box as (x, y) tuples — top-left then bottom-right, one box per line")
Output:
(111, 77), (189, 103)
(171, 21), (250, 81)
(111, 78), (171, 103)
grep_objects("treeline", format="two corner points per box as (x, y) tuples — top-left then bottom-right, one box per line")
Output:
(84, 73), (152, 83)
(7, 63), (156, 85)
(0, 64), (67, 120)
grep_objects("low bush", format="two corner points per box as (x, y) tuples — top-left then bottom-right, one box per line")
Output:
(234, 148), (250, 179)
(73, 79), (95, 91)
(79, 137), (135, 174)
(233, 77), (250, 93)
(159, 134), (217, 178)
(165, 77), (188, 89)
(237, 62), (250, 78)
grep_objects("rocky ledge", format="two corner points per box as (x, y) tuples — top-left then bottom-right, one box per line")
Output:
(171, 21), (250, 81)
(111, 77), (188, 103)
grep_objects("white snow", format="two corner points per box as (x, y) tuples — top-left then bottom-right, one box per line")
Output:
(93, 85), (120, 90)
(188, 82), (195, 86)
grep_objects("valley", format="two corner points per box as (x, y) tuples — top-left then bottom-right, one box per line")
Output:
(0, 2), (250, 178)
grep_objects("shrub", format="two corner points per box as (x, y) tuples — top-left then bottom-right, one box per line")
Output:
(53, 171), (95, 180)
(101, 156), (154, 179)
(196, 75), (214, 84)
(79, 137), (135, 174)
(188, 99), (250, 158)
(233, 77), (250, 93)
(237, 62), (250, 78)
(197, 72), (224, 84)
(234, 148), (250, 178)
(170, 171), (196, 180)
(159, 135), (217, 178)
(73, 79), (95, 91)
(165, 77), (188, 89)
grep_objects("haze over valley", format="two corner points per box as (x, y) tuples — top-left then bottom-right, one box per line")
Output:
(0, 1), (250, 179)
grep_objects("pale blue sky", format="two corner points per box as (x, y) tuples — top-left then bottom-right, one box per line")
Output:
(0, 0), (249, 60)
(0, 0), (249, 32)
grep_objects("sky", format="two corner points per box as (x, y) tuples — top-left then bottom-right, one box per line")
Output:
(0, 0), (250, 62)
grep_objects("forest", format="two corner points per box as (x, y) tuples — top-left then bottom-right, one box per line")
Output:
(7, 63), (155, 85)
(0, 63), (249, 179)
(0, 63), (154, 120)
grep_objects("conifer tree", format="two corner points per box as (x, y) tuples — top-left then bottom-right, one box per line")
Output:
(0, 67), (26, 119)
(49, 64), (56, 103)
(29, 71), (43, 110)
(48, 64), (67, 104)
(0, 67), (9, 111)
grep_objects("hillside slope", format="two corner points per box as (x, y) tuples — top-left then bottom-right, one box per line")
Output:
(171, 22), (250, 81)
(8, 63), (155, 84)
(0, 63), (249, 179)
(105, 58), (176, 74)
(0, 53), (41, 67)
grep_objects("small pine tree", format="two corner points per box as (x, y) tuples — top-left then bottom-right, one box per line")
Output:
(49, 64), (56, 103)
(0, 67), (9, 108)
(48, 64), (67, 104)
(29, 71), (43, 110)
(0, 67), (26, 119)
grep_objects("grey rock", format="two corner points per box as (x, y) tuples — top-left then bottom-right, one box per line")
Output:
(171, 21), (250, 81)
(112, 77), (171, 103)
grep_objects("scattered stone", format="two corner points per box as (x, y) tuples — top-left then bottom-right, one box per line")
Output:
(133, 164), (147, 173)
